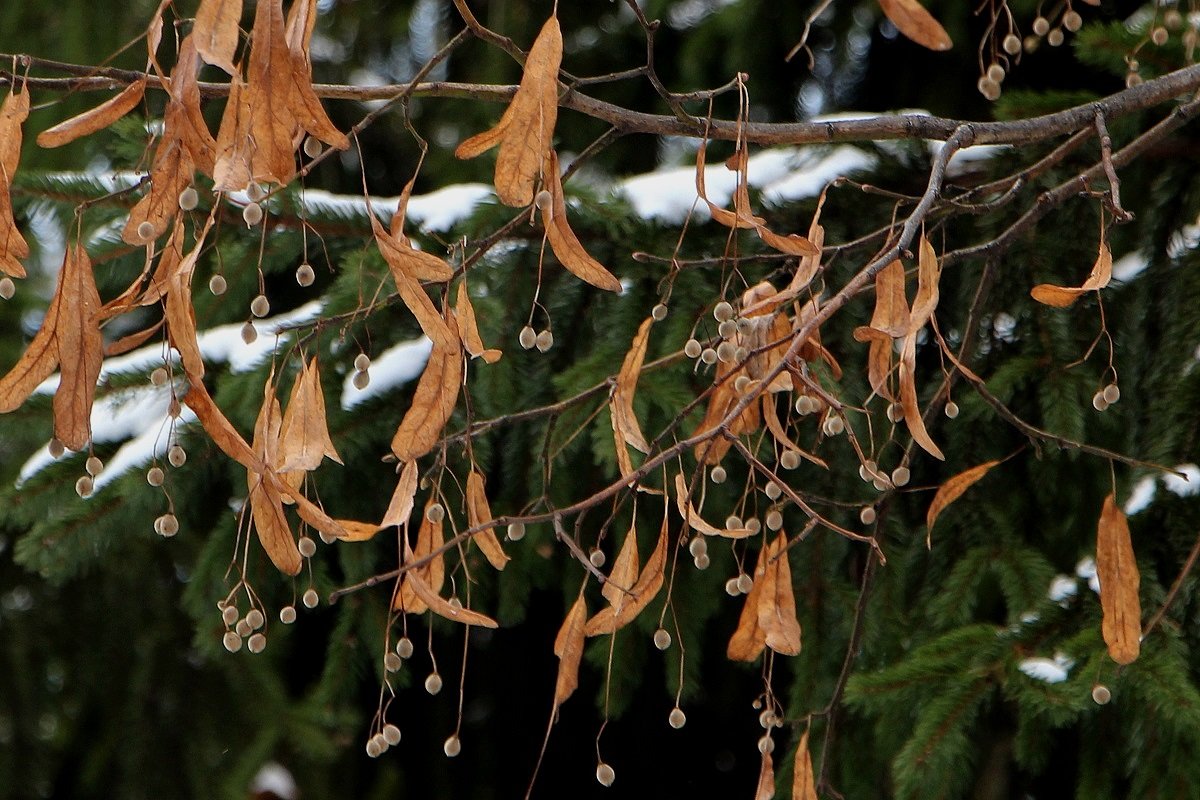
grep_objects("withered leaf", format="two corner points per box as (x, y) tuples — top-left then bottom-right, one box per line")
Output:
(870, 259), (908, 338)
(0, 263), (61, 413)
(0, 85), (30, 279)
(164, 243), (206, 381)
(386, 262), (456, 349)
(466, 470), (510, 570)
(455, 281), (501, 363)
(728, 542), (769, 662)
(909, 234), (941, 333)
(104, 319), (164, 357)
(1097, 493), (1140, 665)
(390, 325), (462, 462)
(611, 317), (653, 455)
(696, 139), (762, 230)
(37, 78), (147, 149)
(381, 460), (418, 528)
(926, 459), (1001, 542)
(182, 380), (260, 467)
(333, 519), (385, 542)
(394, 499), (446, 613)
(1031, 241), (1112, 308)
(674, 473), (753, 539)
(585, 520), (667, 636)
(248, 475), (301, 575)
(541, 151), (622, 293)
(404, 570), (498, 628)
(898, 335), (944, 461)
(878, 0), (953, 51)
(52, 244), (103, 451)
(601, 525), (640, 606)
(758, 534), (802, 656)
(457, 15), (562, 206)
(277, 357), (342, 472)
(284, 0), (349, 150)
(792, 731), (818, 800)
(371, 214), (454, 283)
(853, 325), (895, 403)
(554, 593), (588, 705)
(756, 751), (776, 800)
(194, 0), (243, 75)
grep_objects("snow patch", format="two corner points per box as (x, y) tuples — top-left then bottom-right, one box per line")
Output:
(1124, 475), (1157, 515)
(1047, 574), (1078, 604)
(1018, 651), (1075, 684)
(1163, 463), (1200, 497)
(1112, 251), (1149, 282)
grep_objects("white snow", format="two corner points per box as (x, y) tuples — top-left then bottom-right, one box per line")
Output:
(1124, 475), (1157, 515)
(251, 762), (298, 800)
(407, 184), (494, 231)
(1076, 556), (1101, 594)
(1018, 651), (1075, 684)
(1112, 251), (1149, 282)
(1047, 574), (1078, 604)
(760, 146), (875, 205)
(1163, 463), (1200, 497)
(341, 335), (432, 410)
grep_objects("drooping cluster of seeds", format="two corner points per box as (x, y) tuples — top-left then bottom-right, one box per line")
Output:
(219, 600), (270, 654)
(1092, 381), (1121, 411)
(978, 2), (1092, 101)
(352, 352), (371, 390)
(519, 324), (554, 352)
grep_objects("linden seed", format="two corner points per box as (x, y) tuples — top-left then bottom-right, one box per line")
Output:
(85, 456), (103, 476)
(395, 637), (414, 659)
(247, 633), (266, 653)
(303, 136), (324, 158)
(241, 321), (258, 344)
(1126, 72), (1143, 88)
(1092, 392), (1109, 412)
(711, 465), (727, 484)
(1047, 28), (1064, 46)
(1152, 26), (1168, 46)
(137, 220), (157, 243)
(1026, 35), (1041, 52)
(795, 395), (812, 415)
(296, 263), (316, 287)
(746, 518), (761, 534)
(209, 274), (227, 296)
(443, 735), (462, 757)
(668, 707), (687, 729)
(684, 338), (702, 359)
(354, 353), (371, 372)
(1063, 10), (1082, 32)
(168, 445), (187, 467)
(235, 619), (252, 637)
(507, 522), (526, 541)
(518, 326), (537, 349)
(987, 64), (1005, 83)
(75, 476), (94, 498)
(382, 724), (402, 745)
(700, 347), (718, 365)
(222, 605), (239, 626)
(872, 477), (890, 492)
(426, 503), (445, 523)
(168, 397), (181, 419)
(596, 762), (616, 787)
(302, 588), (319, 608)
(589, 549), (606, 568)
(223, 631), (242, 653)
(372, 733), (389, 755)
(424, 672), (443, 695)
(448, 596), (463, 613)
(759, 710), (777, 728)
(1102, 384), (1120, 404)
(977, 76), (1000, 102)
(944, 401), (960, 419)
(535, 329), (554, 352)
(780, 451), (800, 470)
(384, 652), (402, 672)
(534, 189), (553, 210)
(887, 402), (904, 423)
(766, 510), (783, 531)
(651, 303), (668, 321)
(892, 466), (911, 487)
(178, 186), (199, 211)
(318, 531), (336, 544)
(860, 506), (877, 525)
(1032, 16), (1050, 35)
(718, 320), (737, 339)
(242, 202), (264, 227)
(653, 628), (672, 650)
(1002, 33), (1021, 54)
(0, 277), (15, 300)
(713, 301), (734, 322)
(48, 438), (65, 458)
(298, 536), (317, 558)
(823, 415), (844, 436)
(150, 366), (169, 387)
(279, 605), (297, 624)
(758, 735), (775, 754)
(365, 738), (382, 758)
(725, 578), (741, 596)
(1092, 684), (1112, 705)
(725, 515), (743, 530)
(246, 609), (264, 629)
(734, 375), (752, 393)
(764, 481), (782, 501)
(737, 573), (753, 594)
(246, 183), (266, 202)
(688, 537), (707, 558)
(694, 553), (711, 570)
(352, 370), (370, 390)
(250, 294), (270, 318)
(859, 461), (876, 482)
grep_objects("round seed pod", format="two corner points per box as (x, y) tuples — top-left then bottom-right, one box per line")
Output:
(892, 466), (911, 487)
(178, 186), (199, 211)
(710, 465), (727, 484)
(302, 588), (319, 608)
(1152, 26), (1168, 45)
(250, 294), (271, 318)
(209, 274), (227, 296)
(986, 63), (1005, 83)
(1102, 384), (1120, 404)
(85, 456), (104, 476)
(724, 515), (743, 530)
(137, 221), (157, 243)
(718, 320), (737, 338)
(48, 438), (66, 458)
(1002, 33), (1021, 54)
(384, 652), (402, 672)
(734, 375), (752, 393)
(651, 303), (668, 321)
(764, 481), (782, 500)
(725, 578), (741, 596)
(977, 77), (1000, 101)
(247, 633), (267, 653)
(235, 619), (252, 638)
(443, 735), (461, 757)
(395, 637), (414, 659)
(242, 202), (264, 227)
(424, 672), (443, 695)
(693, 553), (711, 570)
(279, 605), (297, 624)
(426, 503), (445, 522)
(246, 183), (266, 202)
(684, 338), (702, 359)
(758, 735), (775, 754)
(223, 631), (242, 653)
(240, 321), (258, 344)
(780, 451), (800, 470)
(745, 518), (761, 534)
(1032, 16), (1050, 35)
(822, 415), (845, 436)
(716, 341), (736, 363)
(365, 738), (382, 758)
(653, 628), (672, 650)
(150, 367), (169, 386)
(1047, 28), (1064, 46)
(1092, 392), (1109, 412)
(0, 277), (13, 300)
(354, 353), (371, 372)
(887, 402), (904, 423)
(75, 476), (94, 498)
(298, 536), (317, 558)
(668, 707), (687, 729)
(688, 537), (707, 558)
(766, 510), (783, 531)
(534, 190), (553, 210)
(303, 136), (323, 158)
(535, 329), (554, 352)
(168, 445), (187, 467)
(700, 347), (718, 365)
(507, 522), (526, 541)
(713, 301), (734, 322)
(944, 401), (960, 419)
(1092, 684), (1112, 705)
(382, 724), (402, 745)
(596, 763), (615, 787)
(296, 263), (316, 286)
(737, 573), (753, 594)
(352, 370), (370, 389)
(519, 326), (537, 349)
(246, 609), (264, 630)
(860, 506), (877, 525)
(222, 605), (239, 626)
(589, 549), (606, 568)
(1063, 10), (1082, 31)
